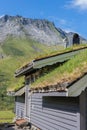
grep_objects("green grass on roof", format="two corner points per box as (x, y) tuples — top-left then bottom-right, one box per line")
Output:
(19, 44), (87, 69)
(34, 44), (87, 60)
(31, 48), (87, 89)
(8, 44), (87, 92)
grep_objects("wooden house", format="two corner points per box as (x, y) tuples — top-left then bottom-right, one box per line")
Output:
(67, 33), (80, 46)
(63, 33), (80, 48)
(14, 46), (87, 130)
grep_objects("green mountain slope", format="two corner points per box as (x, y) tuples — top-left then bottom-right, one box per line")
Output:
(0, 36), (63, 110)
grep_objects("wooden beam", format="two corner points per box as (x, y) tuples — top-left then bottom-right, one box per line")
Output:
(80, 90), (86, 130)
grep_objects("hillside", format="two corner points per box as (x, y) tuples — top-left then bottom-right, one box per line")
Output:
(0, 15), (66, 45)
(0, 36), (63, 110)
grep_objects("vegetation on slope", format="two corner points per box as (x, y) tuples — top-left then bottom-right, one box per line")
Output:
(9, 44), (87, 92)
(31, 48), (87, 89)
(0, 36), (63, 110)
(0, 111), (14, 123)
(35, 44), (87, 60)
(17, 44), (87, 72)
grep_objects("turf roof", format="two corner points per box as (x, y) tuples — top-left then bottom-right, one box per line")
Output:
(31, 48), (87, 90)
(17, 44), (87, 70)
(9, 44), (87, 92)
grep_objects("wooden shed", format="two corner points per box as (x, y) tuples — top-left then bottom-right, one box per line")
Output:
(14, 46), (87, 130)
(67, 33), (80, 46)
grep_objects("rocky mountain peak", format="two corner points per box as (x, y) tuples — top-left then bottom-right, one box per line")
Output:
(0, 15), (66, 45)
(0, 14), (9, 22)
(0, 15), (86, 45)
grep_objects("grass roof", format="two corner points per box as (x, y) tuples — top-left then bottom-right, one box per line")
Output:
(35, 44), (87, 60)
(31, 48), (87, 89)
(9, 44), (87, 92)
(19, 44), (87, 69)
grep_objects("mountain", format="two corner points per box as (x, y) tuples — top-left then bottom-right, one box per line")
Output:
(0, 15), (87, 48)
(0, 15), (66, 46)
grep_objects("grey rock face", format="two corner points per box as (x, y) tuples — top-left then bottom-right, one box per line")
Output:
(0, 15), (25, 43)
(0, 15), (66, 45)
(0, 15), (87, 46)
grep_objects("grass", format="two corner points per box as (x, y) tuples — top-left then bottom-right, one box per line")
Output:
(0, 35), (87, 109)
(0, 36), (64, 109)
(2, 36), (64, 58)
(0, 110), (15, 123)
(0, 56), (24, 92)
(34, 44), (87, 60)
(18, 44), (87, 70)
(11, 44), (87, 91)
(31, 48), (87, 89)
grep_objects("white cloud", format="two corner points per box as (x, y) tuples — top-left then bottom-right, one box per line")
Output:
(71, 0), (87, 10)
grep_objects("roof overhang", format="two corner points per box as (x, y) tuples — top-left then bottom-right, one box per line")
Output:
(15, 47), (87, 77)
(34, 91), (68, 97)
(15, 62), (33, 77)
(68, 74), (87, 97)
(13, 73), (87, 97)
(15, 87), (25, 96)
(7, 87), (25, 96)
(31, 74), (87, 97)
(7, 91), (15, 96)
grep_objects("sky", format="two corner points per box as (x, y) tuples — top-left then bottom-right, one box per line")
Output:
(0, 0), (87, 39)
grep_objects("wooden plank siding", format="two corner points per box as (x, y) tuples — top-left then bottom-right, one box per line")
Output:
(15, 94), (25, 118)
(30, 93), (80, 130)
(15, 102), (25, 118)
(86, 90), (87, 130)
(80, 89), (87, 130)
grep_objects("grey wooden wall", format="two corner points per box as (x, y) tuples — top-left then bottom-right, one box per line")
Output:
(80, 89), (87, 130)
(30, 93), (80, 130)
(86, 91), (87, 130)
(15, 102), (25, 118)
(15, 95), (25, 118)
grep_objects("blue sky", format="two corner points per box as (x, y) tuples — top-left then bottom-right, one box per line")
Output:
(0, 0), (87, 38)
